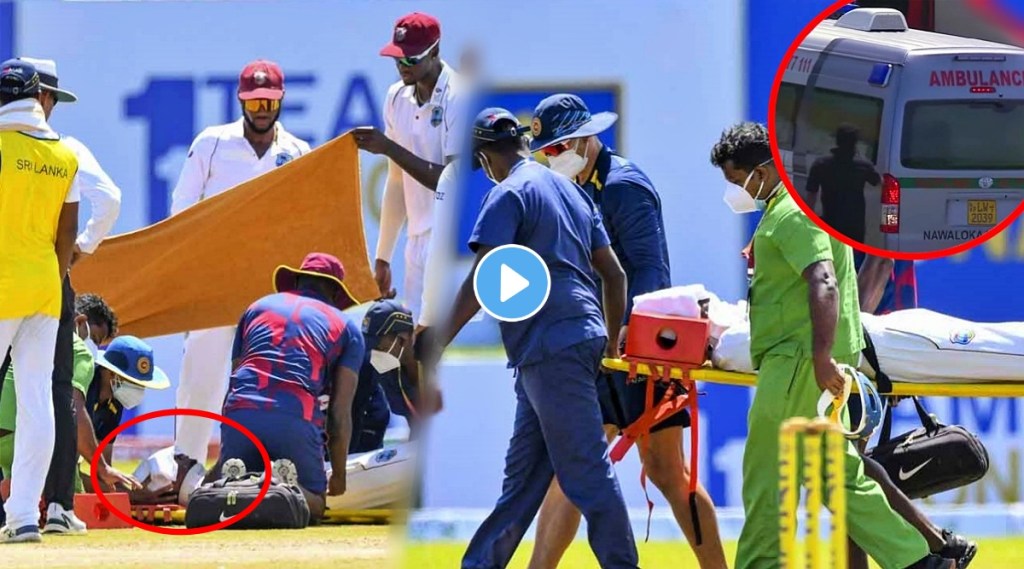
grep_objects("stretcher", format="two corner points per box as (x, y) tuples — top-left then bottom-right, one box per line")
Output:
(126, 505), (394, 526)
(603, 307), (1024, 544)
(600, 360), (1024, 399)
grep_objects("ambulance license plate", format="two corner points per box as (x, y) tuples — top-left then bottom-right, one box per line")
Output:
(968, 200), (996, 226)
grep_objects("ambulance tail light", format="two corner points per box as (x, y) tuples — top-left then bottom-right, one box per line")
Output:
(880, 174), (900, 234)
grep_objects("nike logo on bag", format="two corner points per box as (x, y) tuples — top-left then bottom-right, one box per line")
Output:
(898, 458), (933, 481)
(219, 512), (231, 522)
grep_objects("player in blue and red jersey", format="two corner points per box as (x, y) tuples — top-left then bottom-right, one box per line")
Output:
(855, 253), (918, 315)
(210, 252), (364, 523)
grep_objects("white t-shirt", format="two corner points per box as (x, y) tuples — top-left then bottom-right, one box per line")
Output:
(60, 136), (122, 254)
(380, 62), (465, 240)
(418, 159), (461, 327)
(170, 119), (311, 215)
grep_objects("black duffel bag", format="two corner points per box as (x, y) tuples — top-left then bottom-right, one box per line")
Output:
(185, 473), (310, 530)
(865, 397), (989, 500)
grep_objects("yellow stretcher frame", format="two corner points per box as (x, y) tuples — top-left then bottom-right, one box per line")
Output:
(602, 359), (1024, 398)
(137, 507), (394, 526)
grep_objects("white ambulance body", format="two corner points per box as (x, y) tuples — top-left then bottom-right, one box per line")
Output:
(777, 7), (1024, 252)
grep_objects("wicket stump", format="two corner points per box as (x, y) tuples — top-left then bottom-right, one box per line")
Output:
(779, 417), (848, 569)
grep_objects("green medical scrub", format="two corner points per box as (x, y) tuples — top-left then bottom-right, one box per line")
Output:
(1, 336), (95, 494)
(734, 189), (928, 569)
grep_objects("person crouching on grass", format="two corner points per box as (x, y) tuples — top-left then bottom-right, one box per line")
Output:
(205, 253), (363, 525)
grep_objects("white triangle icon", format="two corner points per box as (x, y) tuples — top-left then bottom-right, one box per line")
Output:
(500, 264), (530, 302)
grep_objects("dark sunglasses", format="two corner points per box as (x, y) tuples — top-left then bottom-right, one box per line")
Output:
(395, 41), (439, 67)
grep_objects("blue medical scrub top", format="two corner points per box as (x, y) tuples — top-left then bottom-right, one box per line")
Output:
(580, 146), (671, 324)
(469, 159), (610, 368)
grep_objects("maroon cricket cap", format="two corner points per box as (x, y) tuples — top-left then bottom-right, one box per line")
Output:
(273, 252), (359, 311)
(238, 59), (284, 101)
(379, 12), (441, 58)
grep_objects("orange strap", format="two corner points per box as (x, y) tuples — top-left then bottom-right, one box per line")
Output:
(609, 359), (703, 545)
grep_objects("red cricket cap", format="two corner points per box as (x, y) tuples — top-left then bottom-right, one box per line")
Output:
(379, 12), (441, 58)
(238, 59), (284, 101)
(273, 252), (359, 311)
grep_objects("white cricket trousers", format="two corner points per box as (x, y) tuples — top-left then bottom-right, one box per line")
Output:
(0, 315), (58, 529)
(174, 325), (234, 464)
(404, 230), (431, 321)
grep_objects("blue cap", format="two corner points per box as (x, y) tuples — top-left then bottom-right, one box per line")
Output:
(95, 336), (170, 390)
(529, 93), (617, 152)
(0, 59), (41, 100)
(471, 107), (530, 170)
(473, 107), (529, 146)
(361, 299), (414, 338)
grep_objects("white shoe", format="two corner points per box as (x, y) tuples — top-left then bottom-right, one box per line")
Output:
(42, 503), (87, 535)
(0, 525), (42, 543)
(221, 458), (247, 479)
(271, 458), (299, 486)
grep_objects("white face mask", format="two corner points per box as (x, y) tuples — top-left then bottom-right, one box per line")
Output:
(723, 183), (757, 214)
(370, 338), (404, 374)
(547, 139), (588, 179)
(112, 380), (146, 409)
(77, 320), (100, 357)
(724, 159), (775, 214)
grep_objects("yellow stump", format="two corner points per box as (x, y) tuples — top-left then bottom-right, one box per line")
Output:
(778, 417), (848, 569)
(803, 419), (827, 569)
(779, 418), (807, 569)
(825, 423), (848, 568)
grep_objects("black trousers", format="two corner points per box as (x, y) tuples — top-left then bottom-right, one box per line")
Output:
(43, 276), (78, 510)
(0, 277), (77, 515)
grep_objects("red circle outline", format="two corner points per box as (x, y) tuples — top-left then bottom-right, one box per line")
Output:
(969, 0), (1024, 45)
(766, 0), (1024, 261)
(91, 408), (272, 535)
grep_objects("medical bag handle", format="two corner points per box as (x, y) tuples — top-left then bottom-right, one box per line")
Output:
(878, 397), (939, 444)
(860, 325), (893, 394)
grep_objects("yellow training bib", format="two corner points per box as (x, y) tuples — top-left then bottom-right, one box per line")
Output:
(0, 131), (78, 319)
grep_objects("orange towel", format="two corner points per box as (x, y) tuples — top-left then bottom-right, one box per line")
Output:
(71, 133), (378, 338)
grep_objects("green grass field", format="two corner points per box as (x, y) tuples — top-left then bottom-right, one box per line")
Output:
(4, 525), (394, 569)
(402, 538), (1024, 568)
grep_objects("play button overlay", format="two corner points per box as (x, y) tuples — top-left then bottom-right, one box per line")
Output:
(474, 245), (551, 322)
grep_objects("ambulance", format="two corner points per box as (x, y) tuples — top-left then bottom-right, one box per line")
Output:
(776, 7), (1024, 253)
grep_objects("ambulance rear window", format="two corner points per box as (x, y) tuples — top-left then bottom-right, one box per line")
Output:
(901, 100), (1024, 170)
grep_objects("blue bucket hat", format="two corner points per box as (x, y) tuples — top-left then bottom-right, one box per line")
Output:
(95, 336), (170, 390)
(529, 93), (617, 152)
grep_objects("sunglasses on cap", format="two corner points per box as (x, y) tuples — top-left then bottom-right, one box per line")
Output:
(540, 140), (576, 158)
(395, 40), (439, 67)
(242, 98), (281, 113)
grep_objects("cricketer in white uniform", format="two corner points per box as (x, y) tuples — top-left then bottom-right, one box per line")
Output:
(353, 11), (465, 321)
(170, 60), (310, 468)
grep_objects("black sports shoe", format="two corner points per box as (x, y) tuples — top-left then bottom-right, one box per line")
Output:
(939, 528), (978, 569)
(906, 553), (955, 569)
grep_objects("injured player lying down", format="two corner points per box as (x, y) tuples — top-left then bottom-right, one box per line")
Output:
(632, 284), (1024, 385)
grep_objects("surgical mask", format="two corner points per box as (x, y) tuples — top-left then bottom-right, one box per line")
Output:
(547, 139), (587, 179)
(478, 152), (498, 184)
(724, 159), (775, 214)
(370, 338), (404, 374)
(723, 184), (757, 214)
(112, 380), (146, 409)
